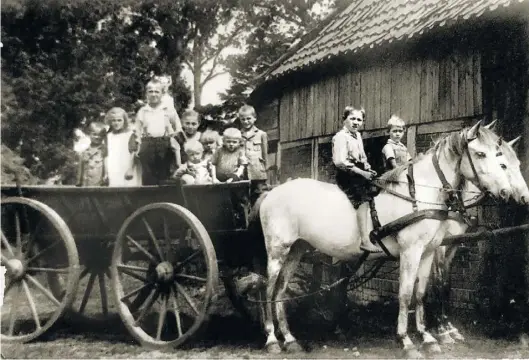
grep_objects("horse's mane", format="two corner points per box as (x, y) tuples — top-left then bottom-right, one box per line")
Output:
(377, 125), (499, 184)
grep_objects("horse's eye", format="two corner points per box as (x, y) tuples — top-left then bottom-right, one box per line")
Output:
(496, 152), (503, 157)
(475, 152), (486, 158)
(501, 163), (507, 170)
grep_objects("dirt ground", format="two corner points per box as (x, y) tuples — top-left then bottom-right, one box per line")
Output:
(3, 296), (529, 360)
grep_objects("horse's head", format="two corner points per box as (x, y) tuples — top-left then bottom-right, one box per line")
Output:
(502, 136), (529, 205)
(457, 121), (512, 201)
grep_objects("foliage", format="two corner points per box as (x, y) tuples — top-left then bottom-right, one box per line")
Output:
(220, 0), (340, 113)
(183, 0), (248, 107)
(1, 0), (192, 180)
(1, 145), (38, 185)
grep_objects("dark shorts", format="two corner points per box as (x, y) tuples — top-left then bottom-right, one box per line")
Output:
(335, 168), (376, 209)
(139, 137), (175, 185)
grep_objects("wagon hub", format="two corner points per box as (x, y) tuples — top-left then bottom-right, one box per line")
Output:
(155, 261), (174, 283)
(6, 258), (25, 279)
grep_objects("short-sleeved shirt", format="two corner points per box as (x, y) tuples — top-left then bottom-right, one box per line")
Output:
(242, 126), (268, 180)
(332, 127), (369, 171)
(136, 104), (181, 138)
(80, 146), (106, 186)
(382, 139), (412, 170)
(212, 147), (247, 178)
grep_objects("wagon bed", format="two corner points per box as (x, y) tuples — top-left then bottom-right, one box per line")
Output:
(1, 181), (252, 348)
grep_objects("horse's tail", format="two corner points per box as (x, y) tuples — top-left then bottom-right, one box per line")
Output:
(247, 190), (270, 273)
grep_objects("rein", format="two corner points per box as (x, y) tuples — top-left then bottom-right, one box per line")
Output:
(369, 134), (488, 259)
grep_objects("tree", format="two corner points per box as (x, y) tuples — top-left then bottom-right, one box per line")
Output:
(183, 0), (249, 107)
(1, 0), (192, 180)
(220, 0), (340, 111)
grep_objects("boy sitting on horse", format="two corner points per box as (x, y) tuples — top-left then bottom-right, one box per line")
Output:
(382, 115), (412, 171)
(332, 106), (381, 253)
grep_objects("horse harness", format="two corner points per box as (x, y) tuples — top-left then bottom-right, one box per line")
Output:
(368, 134), (487, 259)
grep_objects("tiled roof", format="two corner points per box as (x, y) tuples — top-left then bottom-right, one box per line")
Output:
(268, 0), (527, 78)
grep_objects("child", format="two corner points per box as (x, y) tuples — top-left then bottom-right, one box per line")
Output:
(76, 122), (108, 186)
(332, 106), (380, 253)
(172, 140), (216, 185)
(239, 105), (268, 199)
(200, 129), (221, 162)
(174, 109), (202, 165)
(382, 115), (412, 171)
(212, 127), (248, 182)
(135, 80), (181, 185)
(105, 107), (141, 187)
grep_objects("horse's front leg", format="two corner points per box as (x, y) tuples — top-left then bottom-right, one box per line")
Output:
(415, 251), (442, 354)
(398, 246), (424, 358)
(440, 244), (465, 343)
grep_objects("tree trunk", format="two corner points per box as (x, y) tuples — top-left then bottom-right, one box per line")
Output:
(193, 41), (203, 108)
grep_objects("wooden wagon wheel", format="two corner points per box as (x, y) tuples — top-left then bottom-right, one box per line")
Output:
(1, 197), (80, 343)
(111, 203), (218, 348)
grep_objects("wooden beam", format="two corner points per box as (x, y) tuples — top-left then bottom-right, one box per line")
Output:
(281, 138), (313, 150)
(407, 125), (417, 157)
(312, 139), (319, 180)
(416, 117), (478, 135)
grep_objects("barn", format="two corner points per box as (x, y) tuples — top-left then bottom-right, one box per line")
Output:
(250, 0), (529, 320)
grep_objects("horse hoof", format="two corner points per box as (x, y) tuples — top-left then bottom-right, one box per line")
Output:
(422, 342), (442, 354)
(450, 330), (465, 342)
(403, 348), (423, 359)
(437, 332), (455, 345)
(265, 342), (282, 354)
(285, 341), (303, 353)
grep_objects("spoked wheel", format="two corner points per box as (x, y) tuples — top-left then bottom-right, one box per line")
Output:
(111, 203), (218, 348)
(1, 197), (80, 343)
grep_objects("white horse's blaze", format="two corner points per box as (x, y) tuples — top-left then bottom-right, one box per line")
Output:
(256, 126), (522, 354)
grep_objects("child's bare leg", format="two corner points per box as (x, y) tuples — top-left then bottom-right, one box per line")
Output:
(180, 174), (196, 185)
(357, 202), (381, 253)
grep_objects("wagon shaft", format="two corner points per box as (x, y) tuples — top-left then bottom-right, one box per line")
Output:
(441, 224), (529, 246)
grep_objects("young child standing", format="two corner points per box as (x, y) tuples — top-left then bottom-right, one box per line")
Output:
(105, 107), (141, 187)
(332, 106), (380, 253)
(76, 122), (108, 186)
(200, 129), (221, 162)
(211, 128), (248, 182)
(172, 140), (216, 185)
(174, 109), (202, 166)
(381, 115), (412, 171)
(135, 80), (181, 185)
(239, 105), (268, 199)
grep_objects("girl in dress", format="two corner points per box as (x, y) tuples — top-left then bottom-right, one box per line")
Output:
(105, 107), (141, 186)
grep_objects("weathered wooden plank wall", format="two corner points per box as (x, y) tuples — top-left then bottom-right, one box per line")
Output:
(278, 51), (483, 142)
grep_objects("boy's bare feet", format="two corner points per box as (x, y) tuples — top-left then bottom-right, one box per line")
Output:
(360, 242), (383, 253)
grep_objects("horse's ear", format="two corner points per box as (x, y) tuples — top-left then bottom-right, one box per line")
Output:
(484, 119), (498, 131)
(508, 135), (522, 148)
(467, 120), (482, 140)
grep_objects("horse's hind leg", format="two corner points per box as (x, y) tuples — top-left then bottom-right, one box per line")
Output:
(415, 250), (442, 354)
(263, 238), (292, 353)
(275, 242), (305, 352)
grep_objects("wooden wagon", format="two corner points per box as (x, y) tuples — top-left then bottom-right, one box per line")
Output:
(1, 181), (259, 348)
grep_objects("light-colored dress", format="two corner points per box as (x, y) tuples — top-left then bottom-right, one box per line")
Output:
(107, 130), (141, 186)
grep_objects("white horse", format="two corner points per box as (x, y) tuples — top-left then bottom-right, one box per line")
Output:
(252, 122), (518, 357)
(428, 125), (529, 344)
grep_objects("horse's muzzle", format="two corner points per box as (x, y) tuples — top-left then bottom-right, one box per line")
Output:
(499, 188), (511, 201)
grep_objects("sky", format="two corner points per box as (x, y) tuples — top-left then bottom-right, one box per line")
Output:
(181, 67), (231, 106)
